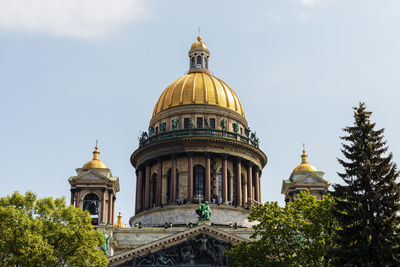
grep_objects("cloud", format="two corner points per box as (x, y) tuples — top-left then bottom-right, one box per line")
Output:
(298, 0), (335, 8)
(0, 0), (148, 40)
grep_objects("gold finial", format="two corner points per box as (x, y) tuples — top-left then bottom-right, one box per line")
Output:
(301, 144), (308, 164)
(197, 35), (202, 42)
(92, 141), (100, 160)
(117, 211), (122, 222)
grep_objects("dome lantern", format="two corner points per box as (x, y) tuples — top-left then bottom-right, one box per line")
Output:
(188, 35), (210, 74)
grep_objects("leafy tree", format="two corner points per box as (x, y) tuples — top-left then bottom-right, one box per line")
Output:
(331, 103), (400, 266)
(227, 191), (336, 267)
(0, 191), (108, 267)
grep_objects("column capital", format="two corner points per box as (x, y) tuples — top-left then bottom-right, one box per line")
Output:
(171, 154), (177, 160)
(108, 189), (113, 194)
(222, 154), (228, 160)
(102, 188), (107, 192)
(70, 188), (76, 193)
(236, 157), (242, 163)
(187, 152), (194, 158)
(205, 152), (212, 159)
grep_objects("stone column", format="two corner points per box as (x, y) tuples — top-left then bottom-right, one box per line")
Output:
(258, 172), (262, 203)
(101, 189), (106, 223)
(70, 189), (75, 205)
(205, 153), (211, 202)
(157, 159), (162, 206)
(108, 190), (113, 224)
(247, 164), (253, 206)
(75, 189), (80, 208)
(145, 164), (150, 209)
(242, 174), (247, 207)
(187, 154), (193, 202)
(222, 155), (228, 204)
(136, 168), (143, 212)
(254, 168), (260, 203)
(236, 158), (242, 206)
(172, 156), (177, 202)
(112, 196), (116, 225)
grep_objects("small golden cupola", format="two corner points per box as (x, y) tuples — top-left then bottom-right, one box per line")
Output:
(293, 145), (317, 172)
(188, 35), (210, 74)
(113, 212), (127, 228)
(82, 144), (108, 169)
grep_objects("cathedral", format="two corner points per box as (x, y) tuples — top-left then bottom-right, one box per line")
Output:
(68, 36), (330, 266)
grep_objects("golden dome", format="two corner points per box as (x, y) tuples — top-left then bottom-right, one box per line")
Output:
(293, 146), (317, 172)
(189, 36), (209, 55)
(152, 72), (244, 118)
(82, 145), (108, 169)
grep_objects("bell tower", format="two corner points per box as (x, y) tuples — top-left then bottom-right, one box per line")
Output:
(68, 144), (120, 228)
(281, 146), (330, 202)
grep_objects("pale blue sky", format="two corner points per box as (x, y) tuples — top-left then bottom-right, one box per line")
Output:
(1, 0), (400, 225)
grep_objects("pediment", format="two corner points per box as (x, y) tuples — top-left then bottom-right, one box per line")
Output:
(109, 224), (246, 266)
(71, 170), (109, 182)
(295, 173), (328, 185)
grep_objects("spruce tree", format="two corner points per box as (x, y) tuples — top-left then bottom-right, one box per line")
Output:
(331, 103), (400, 266)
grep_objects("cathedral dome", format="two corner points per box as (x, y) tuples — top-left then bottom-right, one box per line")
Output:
(82, 146), (108, 169)
(152, 72), (244, 118)
(293, 147), (317, 172)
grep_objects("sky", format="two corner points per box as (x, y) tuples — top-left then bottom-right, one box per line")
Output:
(1, 0), (400, 225)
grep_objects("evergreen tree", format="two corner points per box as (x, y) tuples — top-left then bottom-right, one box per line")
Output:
(331, 103), (400, 266)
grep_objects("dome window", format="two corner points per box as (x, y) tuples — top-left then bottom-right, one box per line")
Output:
(205, 57), (208, 69)
(196, 55), (202, 68)
(191, 57), (195, 68)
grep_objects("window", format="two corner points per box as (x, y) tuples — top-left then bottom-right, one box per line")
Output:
(160, 122), (166, 132)
(240, 128), (243, 135)
(205, 57), (208, 69)
(193, 165), (205, 199)
(191, 57), (195, 68)
(209, 118), (216, 129)
(155, 126), (159, 134)
(196, 55), (202, 68)
(197, 117), (203, 128)
(184, 118), (191, 129)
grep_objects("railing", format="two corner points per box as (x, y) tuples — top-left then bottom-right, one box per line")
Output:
(139, 128), (259, 148)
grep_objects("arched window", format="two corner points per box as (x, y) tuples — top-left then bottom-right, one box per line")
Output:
(83, 193), (99, 215)
(191, 57), (195, 68)
(193, 165), (205, 201)
(167, 168), (180, 202)
(151, 173), (157, 207)
(196, 55), (202, 68)
(217, 168), (223, 201)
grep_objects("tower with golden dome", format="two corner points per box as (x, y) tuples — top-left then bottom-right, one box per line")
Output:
(281, 145), (330, 202)
(68, 145), (120, 228)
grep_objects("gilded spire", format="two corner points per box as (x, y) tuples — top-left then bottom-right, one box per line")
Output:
(82, 141), (108, 169)
(292, 144), (317, 172)
(301, 144), (308, 164)
(92, 140), (100, 160)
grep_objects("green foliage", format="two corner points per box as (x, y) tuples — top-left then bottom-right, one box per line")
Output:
(0, 191), (108, 267)
(227, 191), (336, 267)
(331, 103), (400, 266)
